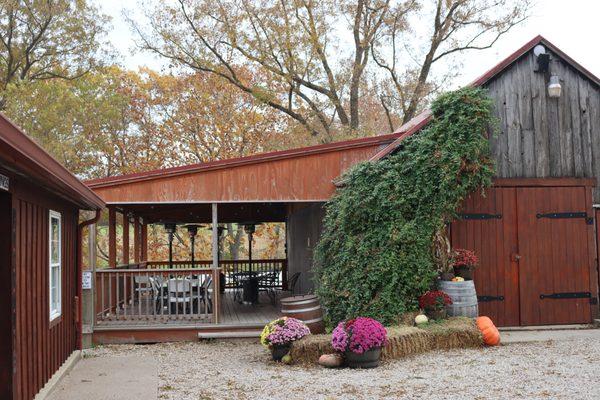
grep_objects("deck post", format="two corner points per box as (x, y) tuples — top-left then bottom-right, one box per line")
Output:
(108, 207), (116, 268)
(211, 203), (220, 323)
(133, 216), (140, 264)
(141, 221), (148, 262)
(122, 212), (129, 266)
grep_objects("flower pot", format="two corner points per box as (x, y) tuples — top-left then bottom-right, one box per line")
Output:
(271, 344), (291, 361)
(425, 308), (447, 320)
(453, 265), (474, 280)
(344, 347), (382, 369)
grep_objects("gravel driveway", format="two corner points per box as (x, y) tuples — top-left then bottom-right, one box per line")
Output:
(82, 336), (600, 400)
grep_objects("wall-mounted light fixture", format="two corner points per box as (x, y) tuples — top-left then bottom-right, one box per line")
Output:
(548, 75), (562, 98)
(533, 44), (550, 73)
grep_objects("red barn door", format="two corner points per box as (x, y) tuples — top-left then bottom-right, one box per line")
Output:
(452, 183), (594, 326)
(451, 187), (520, 327)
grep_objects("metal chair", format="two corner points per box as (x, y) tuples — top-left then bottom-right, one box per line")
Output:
(286, 272), (301, 295)
(258, 271), (279, 304)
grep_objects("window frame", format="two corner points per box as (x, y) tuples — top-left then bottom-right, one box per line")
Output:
(49, 210), (62, 322)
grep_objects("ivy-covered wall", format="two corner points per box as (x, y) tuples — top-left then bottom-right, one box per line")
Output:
(314, 87), (496, 326)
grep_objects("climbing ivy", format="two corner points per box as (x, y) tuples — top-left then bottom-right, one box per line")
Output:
(314, 87), (496, 326)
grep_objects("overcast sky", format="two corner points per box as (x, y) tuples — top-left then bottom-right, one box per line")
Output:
(98, 0), (600, 87)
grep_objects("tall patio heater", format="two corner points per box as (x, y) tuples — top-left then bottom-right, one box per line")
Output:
(185, 224), (202, 267)
(242, 223), (258, 304)
(164, 223), (177, 269)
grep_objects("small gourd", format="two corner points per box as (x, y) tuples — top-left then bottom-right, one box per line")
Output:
(415, 314), (429, 325)
(476, 316), (500, 346)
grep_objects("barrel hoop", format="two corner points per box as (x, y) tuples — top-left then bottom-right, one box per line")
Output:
(280, 298), (319, 306)
(281, 305), (322, 313)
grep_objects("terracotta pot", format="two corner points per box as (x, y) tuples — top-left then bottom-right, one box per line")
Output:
(453, 265), (474, 280)
(425, 308), (447, 320)
(271, 344), (291, 361)
(344, 347), (382, 369)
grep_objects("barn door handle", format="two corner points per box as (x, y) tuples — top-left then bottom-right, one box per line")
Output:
(510, 253), (521, 262)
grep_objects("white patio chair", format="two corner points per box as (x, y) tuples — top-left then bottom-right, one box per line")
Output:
(167, 278), (192, 314)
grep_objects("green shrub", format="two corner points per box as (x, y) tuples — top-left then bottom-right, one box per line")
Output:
(314, 87), (495, 326)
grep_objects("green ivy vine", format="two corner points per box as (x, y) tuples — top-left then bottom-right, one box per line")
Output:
(314, 87), (496, 326)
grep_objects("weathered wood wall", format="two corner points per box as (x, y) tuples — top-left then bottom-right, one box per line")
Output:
(2, 168), (80, 400)
(287, 203), (326, 294)
(486, 49), (600, 200)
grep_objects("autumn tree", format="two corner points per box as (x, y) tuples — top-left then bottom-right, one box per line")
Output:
(130, 0), (529, 138)
(0, 0), (109, 108)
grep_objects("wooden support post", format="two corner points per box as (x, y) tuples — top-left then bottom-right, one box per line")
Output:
(133, 216), (140, 263)
(122, 212), (129, 266)
(108, 207), (116, 269)
(141, 222), (148, 262)
(211, 203), (220, 323)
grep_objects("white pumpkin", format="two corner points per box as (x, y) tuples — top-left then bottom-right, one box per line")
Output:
(415, 314), (429, 325)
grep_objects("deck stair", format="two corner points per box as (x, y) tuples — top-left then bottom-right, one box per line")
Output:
(198, 330), (263, 339)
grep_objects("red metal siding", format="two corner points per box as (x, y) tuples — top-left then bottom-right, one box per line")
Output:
(11, 181), (79, 400)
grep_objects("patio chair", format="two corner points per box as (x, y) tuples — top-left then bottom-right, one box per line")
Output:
(278, 272), (301, 302)
(134, 275), (153, 302)
(258, 271), (279, 305)
(167, 278), (193, 314)
(198, 275), (213, 313)
(149, 276), (167, 315)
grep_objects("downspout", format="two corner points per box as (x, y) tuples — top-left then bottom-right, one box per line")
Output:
(77, 209), (101, 350)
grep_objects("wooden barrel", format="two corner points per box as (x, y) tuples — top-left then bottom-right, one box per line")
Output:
(280, 294), (325, 334)
(438, 280), (479, 318)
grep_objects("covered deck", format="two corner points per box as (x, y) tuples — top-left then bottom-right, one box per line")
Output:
(85, 133), (400, 343)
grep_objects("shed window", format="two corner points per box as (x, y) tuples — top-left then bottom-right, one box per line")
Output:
(49, 211), (62, 321)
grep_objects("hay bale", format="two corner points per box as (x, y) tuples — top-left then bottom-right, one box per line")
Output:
(289, 317), (482, 365)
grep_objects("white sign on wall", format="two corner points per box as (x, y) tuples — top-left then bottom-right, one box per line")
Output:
(82, 271), (92, 290)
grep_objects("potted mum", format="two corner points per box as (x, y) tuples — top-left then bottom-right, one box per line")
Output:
(452, 249), (478, 280)
(331, 317), (387, 368)
(260, 317), (310, 361)
(418, 290), (452, 320)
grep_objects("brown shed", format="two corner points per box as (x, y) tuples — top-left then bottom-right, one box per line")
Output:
(0, 114), (104, 399)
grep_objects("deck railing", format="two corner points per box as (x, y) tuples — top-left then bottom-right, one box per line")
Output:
(145, 259), (288, 289)
(94, 268), (221, 325)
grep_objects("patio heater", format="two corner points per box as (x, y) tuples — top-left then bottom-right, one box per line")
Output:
(242, 223), (258, 304)
(164, 223), (177, 269)
(185, 224), (202, 267)
(209, 225), (227, 293)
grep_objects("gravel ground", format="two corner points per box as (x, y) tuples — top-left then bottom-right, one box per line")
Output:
(85, 337), (600, 400)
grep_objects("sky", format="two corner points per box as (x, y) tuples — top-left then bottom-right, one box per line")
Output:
(98, 0), (600, 87)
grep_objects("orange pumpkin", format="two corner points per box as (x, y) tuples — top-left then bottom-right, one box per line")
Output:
(476, 316), (500, 346)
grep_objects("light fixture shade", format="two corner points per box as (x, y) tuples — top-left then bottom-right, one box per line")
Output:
(164, 223), (177, 234)
(548, 75), (561, 98)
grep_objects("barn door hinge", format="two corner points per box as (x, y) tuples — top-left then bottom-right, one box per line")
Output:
(459, 213), (502, 220)
(478, 295), (504, 302)
(535, 212), (594, 225)
(539, 292), (591, 301)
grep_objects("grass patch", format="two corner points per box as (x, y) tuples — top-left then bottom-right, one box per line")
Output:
(289, 317), (482, 365)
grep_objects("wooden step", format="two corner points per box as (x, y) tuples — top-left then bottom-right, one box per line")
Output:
(198, 330), (262, 339)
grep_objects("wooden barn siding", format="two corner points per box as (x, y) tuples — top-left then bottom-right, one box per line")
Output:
(12, 181), (78, 400)
(486, 50), (600, 200)
(92, 144), (383, 203)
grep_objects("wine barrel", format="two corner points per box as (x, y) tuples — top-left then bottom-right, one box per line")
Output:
(280, 294), (325, 334)
(438, 280), (479, 318)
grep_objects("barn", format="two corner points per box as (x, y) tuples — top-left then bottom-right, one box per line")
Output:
(374, 35), (600, 326)
(84, 35), (599, 342)
(0, 114), (105, 399)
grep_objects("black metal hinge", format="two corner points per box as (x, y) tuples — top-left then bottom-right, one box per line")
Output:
(459, 213), (502, 220)
(539, 292), (591, 300)
(536, 212), (594, 225)
(478, 295), (504, 302)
